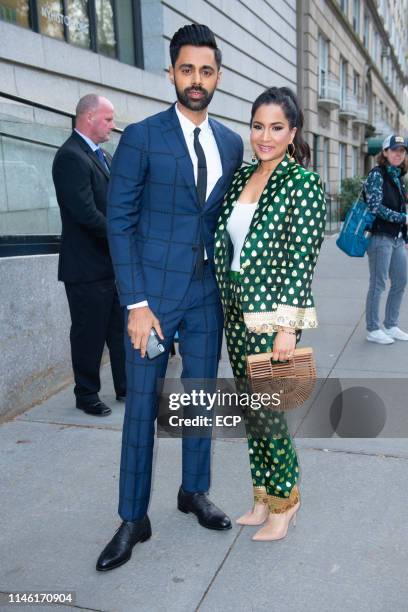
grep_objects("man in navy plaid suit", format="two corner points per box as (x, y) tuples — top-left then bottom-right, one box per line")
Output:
(97, 24), (243, 571)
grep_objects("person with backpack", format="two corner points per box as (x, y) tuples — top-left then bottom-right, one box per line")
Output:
(365, 135), (408, 344)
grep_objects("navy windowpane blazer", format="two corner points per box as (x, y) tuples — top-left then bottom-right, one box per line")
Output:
(107, 104), (244, 314)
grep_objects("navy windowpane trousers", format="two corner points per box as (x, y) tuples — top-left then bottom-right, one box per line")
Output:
(118, 266), (223, 521)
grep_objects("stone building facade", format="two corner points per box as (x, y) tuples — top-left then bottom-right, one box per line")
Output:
(297, 0), (408, 196)
(0, 0), (298, 416)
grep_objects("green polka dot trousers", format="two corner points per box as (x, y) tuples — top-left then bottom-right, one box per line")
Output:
(224, 278), (300, 513)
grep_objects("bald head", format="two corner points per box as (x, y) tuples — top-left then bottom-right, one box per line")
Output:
(75, 94), (115, 144)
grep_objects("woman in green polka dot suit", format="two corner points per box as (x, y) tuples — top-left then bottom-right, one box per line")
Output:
(214, 87), (326, 541)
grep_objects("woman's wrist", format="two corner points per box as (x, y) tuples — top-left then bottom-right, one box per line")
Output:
(277, 326), (296, 335)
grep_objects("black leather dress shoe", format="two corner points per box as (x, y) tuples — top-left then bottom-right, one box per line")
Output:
(76, 400), (112, 416)
(177, 487), (232, 530)
(115, 394), (126, 402)
(96, 516), (152, 572)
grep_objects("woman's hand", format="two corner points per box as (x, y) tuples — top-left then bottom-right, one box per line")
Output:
(272, 327), (296, 362)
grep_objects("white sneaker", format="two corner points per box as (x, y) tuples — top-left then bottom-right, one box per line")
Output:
(384, 326), (408, 341)
(366, 329), (395, 344)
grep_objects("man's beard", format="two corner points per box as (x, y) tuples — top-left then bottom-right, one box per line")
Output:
(175, 84), (215, 111)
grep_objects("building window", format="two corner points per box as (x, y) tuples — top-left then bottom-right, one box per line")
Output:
(340, 58), (347, 106)
(363, 13), (370, 48)
(372, 93), (377, 123)
(372, 30), (379, 64)
(318, 34), (329, 98)
(95, 0), (116, 57)
(37, 1), (63, 39)
(352, 0), (360, 35)
(0, 0), (29, 27)
(65, 0), (90, 49)
(340, 0), (348, 15)
(323, 138), (330, 189)
(353, 71), (360, 99)
(313, 135), (330, 191)
(339, 143), (347, 184)
(0, 0), (143, 67)
(351, 146), (359, 176)
(313, 134), (320, 173)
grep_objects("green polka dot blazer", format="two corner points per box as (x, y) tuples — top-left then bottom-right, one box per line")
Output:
(214, 154), (326, 333)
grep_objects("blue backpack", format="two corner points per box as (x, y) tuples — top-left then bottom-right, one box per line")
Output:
(336, 180), (375, 257)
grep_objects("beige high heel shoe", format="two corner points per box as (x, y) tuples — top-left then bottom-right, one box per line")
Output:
(236, 502), (269, 526)
(252, 501), (300, 541)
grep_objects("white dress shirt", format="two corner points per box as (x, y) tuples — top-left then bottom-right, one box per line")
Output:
(74, 128), (98, 151)
(175, 104), (223, 201)
(128, 104), (223, 310)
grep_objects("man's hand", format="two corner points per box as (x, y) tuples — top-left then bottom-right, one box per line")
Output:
(127, 307), (164, 358)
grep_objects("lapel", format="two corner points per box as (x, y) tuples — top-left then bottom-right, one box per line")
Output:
(205, 119), (234, 209)
(71, 130), (110, 180)
(160, 105), (199, 206)
(249, 154), (296, 231)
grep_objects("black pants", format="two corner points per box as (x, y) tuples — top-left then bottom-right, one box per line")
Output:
(65, 279), (126, 402)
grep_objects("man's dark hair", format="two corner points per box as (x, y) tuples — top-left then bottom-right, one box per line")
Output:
(169, 24), (222, 69)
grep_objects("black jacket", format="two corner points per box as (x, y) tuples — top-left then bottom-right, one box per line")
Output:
(371, 166), (407, 239)
(52, 130), (114, 283)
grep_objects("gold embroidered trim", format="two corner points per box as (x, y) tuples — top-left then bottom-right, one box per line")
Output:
(266, 485), (300, 514)
(253, 486), (268, 504)
(243, 305), (318, 333)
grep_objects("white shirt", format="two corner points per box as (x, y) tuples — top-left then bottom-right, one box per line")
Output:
(74, 128), (98, 151)
(226, 202), (258, 272)
(129, 104), (223, 310)
(174, 104), (223, 201)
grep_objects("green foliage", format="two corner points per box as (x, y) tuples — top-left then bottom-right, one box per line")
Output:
(339, 176), (365, 221)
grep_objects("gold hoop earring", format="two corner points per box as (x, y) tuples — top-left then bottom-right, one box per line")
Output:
(287, 142), (296, 160)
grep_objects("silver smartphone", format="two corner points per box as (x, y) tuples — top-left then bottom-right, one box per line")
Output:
(146, 328), (165, 360)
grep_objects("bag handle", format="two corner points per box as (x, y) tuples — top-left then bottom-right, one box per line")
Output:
(270, 356), (296, 377)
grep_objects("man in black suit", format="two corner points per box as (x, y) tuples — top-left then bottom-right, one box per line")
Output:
(52, 94), (126, 416)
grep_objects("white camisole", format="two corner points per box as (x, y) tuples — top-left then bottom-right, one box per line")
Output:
(226, 202), (257, 272)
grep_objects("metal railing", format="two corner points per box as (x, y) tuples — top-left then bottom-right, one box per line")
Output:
(318, 74), (341, 108)
(353, 104), (369, 125)
(323, 192), (341, 234)
(374, 118), (393, 136)
(339, 93), (359, 119)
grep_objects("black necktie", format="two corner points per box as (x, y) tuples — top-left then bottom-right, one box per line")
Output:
(95, 147), (110, 172)
(193, 127), (207, 205)
(193, 127), (207, 278)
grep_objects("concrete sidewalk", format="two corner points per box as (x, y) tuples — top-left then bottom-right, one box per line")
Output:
(1, 236), (408, 612)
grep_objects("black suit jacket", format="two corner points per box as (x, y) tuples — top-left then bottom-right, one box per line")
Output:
(52, 130), (114, 283)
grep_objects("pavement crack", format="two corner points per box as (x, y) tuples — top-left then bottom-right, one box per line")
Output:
(298, 445), (408, 460)
(194, 526), (244, 611)
(14, 418), (122, 432)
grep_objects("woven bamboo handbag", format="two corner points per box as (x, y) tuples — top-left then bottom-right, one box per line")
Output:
(246, 347), (317, 411)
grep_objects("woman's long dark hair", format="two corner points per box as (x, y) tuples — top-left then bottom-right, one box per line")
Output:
(250, 87), (310, 168)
